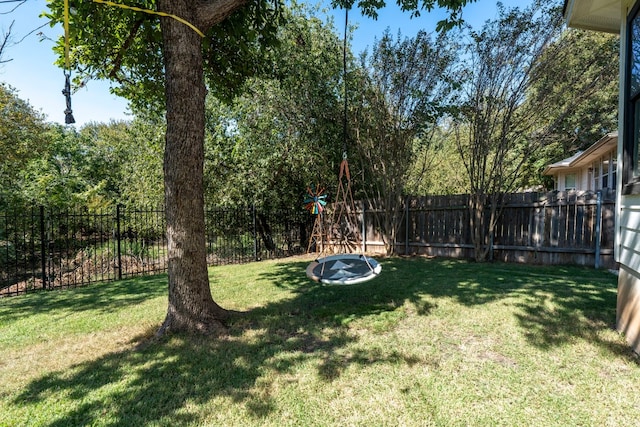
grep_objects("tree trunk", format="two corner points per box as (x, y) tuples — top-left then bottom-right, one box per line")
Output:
(156, 0), (229, 336)
(469, 192), (489, 262)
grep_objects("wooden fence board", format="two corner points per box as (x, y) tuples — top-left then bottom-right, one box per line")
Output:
(357, 190), (616, 268)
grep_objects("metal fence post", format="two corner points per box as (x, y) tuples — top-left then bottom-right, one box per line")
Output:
(116, 205), (122, 280)
(252, 204), (258, 262)
(40, 206), (46, 289)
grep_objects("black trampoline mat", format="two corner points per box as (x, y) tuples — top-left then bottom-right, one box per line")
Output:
(306, 254), (382, 284)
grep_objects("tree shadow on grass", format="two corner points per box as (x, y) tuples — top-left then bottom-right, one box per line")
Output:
(10, 257), (633, 426)
(11, 261), (421, 425)
(0, 275), (167, 324)
(261, 257), (630, 358)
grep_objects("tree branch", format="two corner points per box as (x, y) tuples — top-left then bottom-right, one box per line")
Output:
(108, 18), (144, 80)
(197, 0), (249, 30)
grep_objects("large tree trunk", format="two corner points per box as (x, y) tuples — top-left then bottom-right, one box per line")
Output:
(156, 0), (230, 336)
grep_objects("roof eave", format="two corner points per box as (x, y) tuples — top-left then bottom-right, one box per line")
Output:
(563, 0), (621, 34)
(542, 133), (618, 175)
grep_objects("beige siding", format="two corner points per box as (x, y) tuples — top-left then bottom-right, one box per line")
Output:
(618, 1), (637, 269)
(579, 169), (590, 190)
(618, 198), (640, 267)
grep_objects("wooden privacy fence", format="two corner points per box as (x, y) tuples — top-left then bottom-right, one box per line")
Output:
(355, 190), (616, 269)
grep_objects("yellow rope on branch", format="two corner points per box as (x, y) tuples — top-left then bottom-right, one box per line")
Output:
(92, 0), (206, 38)
(63, 0), (71, 69)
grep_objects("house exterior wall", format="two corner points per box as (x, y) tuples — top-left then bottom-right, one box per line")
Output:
(547, 144), (617, 191)
(555, 170), (583, 191)
(565, 0), (640, 354)
(580, 168), (590, 190)
(617, 265), (640, 351)
(549, 148), (617, 191)
(616, 0), (640, 354)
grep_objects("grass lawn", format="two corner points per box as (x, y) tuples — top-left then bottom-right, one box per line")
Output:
(0, 256), (637, 426)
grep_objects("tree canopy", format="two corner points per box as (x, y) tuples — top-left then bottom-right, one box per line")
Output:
(453, 0), (564, 261)
(0, 83), (50, 208)
(353, 28), (459, 253)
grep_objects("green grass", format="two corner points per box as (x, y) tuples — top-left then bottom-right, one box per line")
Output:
(0, 257), (637, 427)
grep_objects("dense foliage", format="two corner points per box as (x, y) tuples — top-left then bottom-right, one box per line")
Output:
(203, 6), (344, 211)
(0, 83), (51, 209)
(1, 1), (618, 213)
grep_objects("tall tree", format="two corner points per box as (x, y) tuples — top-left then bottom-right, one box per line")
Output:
(117, 118), (165, 210)
(203, 6), (344, 211)
(0, 83), (50, 209)
(523, 27), (618, 187)
(353, 29), (458, 254)
(405, 126), (469, 195)
(453, 0), (563, 262)
(18, 125), (87, 209)
(45, 0), (477, 336)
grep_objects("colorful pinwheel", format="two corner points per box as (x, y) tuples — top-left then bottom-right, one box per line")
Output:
(304, 186), (327, 215)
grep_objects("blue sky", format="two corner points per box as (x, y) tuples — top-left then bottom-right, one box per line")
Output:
(0, 0), (530, 127)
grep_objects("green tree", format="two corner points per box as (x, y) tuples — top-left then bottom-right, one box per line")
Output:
(17, 125), (108, 209)
(405, 126), (468, 195)
(45, 0), (477, 336)
(117, 118), (165, 210)
(353, 28), (458, 254)
(204, 6), (343, 211)
(18, 125), (84, 209)
(453, 0), (563, 262)
(0, 83), (50, 209)
(15, 121), (140, 210)
(524, 28), (618, 187)
(76, 121), (134, 209)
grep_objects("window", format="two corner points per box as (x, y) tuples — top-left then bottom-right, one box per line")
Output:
(593, 153), (617, 190)
(565, 174), (576, 191)
(624, 4), (640, 194)
(602, 158), (610, 189)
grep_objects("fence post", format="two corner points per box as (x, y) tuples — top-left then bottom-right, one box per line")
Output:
(594, 190), (602, 269)
(40, 206), (46, 289)
(405, 196), (409, 256)
(361, 200), (366, 253)
(252, 204), (258, 262)
(116, 205), (122, 280)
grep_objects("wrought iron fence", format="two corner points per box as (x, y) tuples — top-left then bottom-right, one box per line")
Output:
(1, 205), (313, 297)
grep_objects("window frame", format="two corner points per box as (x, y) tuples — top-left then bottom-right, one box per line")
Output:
(565, 173), (577, 191)
(623, 2), (640, 195)
(602, 157), (610, 189)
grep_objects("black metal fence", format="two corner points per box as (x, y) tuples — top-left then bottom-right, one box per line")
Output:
(1, 205), (313, 297)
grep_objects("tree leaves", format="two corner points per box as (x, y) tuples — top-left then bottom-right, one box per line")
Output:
(0, 83), (49, 208)
(203, 5), (344, 210)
